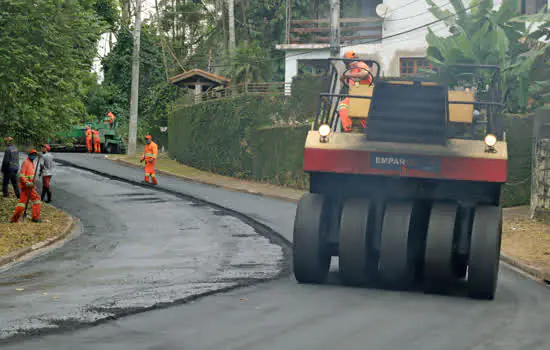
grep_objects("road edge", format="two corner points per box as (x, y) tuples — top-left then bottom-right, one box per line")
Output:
(0, 210), (75, 269)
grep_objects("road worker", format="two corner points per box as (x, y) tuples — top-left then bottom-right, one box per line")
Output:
(141, 135), (158, 185)
(92, 129), (101, 153)
(11, 149), (41, 223)
(105, 111), (116, 128)
(39, 144), (55, 203)
(85, 126), (93, 153)
(2, 137), (20, 199)
(338, 50), (373, 132)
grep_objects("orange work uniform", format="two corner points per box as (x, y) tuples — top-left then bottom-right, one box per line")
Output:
(107, 112), (116, 127)
(11, 157), (41, 222)
(92, 130), (101, 153)
(85, 128), (93, 153)
(142, 141), (158, 184)
(338, 61), (372, 132)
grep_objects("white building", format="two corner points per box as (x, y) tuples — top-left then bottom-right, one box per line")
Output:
(276, 0), (549, 87)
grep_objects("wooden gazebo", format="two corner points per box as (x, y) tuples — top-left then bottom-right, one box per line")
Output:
(169, 69), (230, 103)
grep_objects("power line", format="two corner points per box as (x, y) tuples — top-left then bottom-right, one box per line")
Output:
(386, 0), (455, 22)
(187, 0), (475, 69)
(190, 21), (451, 68)
(206, 0), (486, 67)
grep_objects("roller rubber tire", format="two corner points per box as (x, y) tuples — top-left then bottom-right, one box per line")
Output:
(467, 206), (502, 300)
(379, 202), (414, 289)
(339, 198), (374, 286)
(423, 203), (457, 294)
(293, 193), (331, 284)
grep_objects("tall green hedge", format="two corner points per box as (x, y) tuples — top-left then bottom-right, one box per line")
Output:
(169, 94), (534, 207)
(501, 114), (533, 207)
(169, 94), (312, 179)
(250, 125), (310, 188)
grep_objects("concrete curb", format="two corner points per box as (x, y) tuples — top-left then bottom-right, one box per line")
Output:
(500, 253), (550, 284)
(109, 158), (304, 204)
(0, 211), (75, 268)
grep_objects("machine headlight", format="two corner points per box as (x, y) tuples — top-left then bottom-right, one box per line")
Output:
(319, 124), (331, 137)
(484, 134), (497, 147)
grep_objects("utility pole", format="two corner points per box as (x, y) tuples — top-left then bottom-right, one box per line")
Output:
(227, 0), (236, 52)
(329, 0), (340, 57)
(128, 0), (141, 156)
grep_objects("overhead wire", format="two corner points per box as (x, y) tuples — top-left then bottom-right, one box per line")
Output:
(187, 0), (487, 69)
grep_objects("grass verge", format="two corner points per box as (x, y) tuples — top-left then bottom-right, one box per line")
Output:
(107, 153), (304, 201)
(109, 154), (550, 280)
(0, 188), (71, 257)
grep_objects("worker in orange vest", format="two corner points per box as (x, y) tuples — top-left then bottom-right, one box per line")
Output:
(85, 126), (93, 153)
(338, 50), (373, 132)
(141, 135), (158, 185)
(106, 111), (116, 128)
(11, 149), (41, 223)
(92, 129), (101, 153)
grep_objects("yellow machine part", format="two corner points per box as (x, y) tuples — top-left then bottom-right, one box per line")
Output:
(346, 81), (475, 124)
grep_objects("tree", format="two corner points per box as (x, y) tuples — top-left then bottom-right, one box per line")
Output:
(85, 24), (174, 138)
(0, 0), (109, 143)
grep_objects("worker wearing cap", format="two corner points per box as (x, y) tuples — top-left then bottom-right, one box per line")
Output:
(2, 137), (20, 199)
(85, 126), (93, 153)
(11, 150), (41, 223)
(338, 50), (372, 132)
(39, 144), (55, 203)
(141, 135), (158, 185)
(92, 129), (101, 153)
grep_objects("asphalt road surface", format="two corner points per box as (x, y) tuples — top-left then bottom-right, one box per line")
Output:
(0, 156), (284, 343)
(3, 153), (550, 349)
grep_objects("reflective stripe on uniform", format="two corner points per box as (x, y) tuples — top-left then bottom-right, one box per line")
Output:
(16, 203), (25, 208)
(33, 200), (41, 205)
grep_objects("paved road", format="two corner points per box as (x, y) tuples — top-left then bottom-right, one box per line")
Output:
(5, 154), (550, 349)
(0, 157), (284, 343)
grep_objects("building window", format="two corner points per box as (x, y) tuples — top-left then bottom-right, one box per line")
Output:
(400, 57), (437, 76)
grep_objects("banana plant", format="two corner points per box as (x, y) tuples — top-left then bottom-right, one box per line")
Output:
(424, 0), (550, 111)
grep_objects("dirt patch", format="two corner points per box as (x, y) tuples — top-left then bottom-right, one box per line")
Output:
(502, 206), (550, 277)
(0, 188), (70, 257)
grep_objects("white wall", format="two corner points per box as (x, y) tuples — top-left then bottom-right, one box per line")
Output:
(344, 0), (454, 76)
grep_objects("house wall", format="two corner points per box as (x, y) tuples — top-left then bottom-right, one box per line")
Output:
(281, 0), (548, 84)
(343, 0), (453, 75)
(281, 0), (453, 83)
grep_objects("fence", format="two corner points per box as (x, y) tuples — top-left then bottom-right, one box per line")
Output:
(178, 82), (292, 106)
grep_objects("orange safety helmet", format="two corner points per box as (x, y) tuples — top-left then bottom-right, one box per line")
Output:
(28, 149), (38, 155)
(343, 50), (358, 59)
(145, 135), (152, 140)
(43, 144), (51, 151)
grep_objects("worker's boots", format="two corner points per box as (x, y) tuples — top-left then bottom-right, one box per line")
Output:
(10, 206), (24, 223)
(152, 176), (158, 185)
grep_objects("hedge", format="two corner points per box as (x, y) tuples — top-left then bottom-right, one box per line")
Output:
(169, 96), (534, 207)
